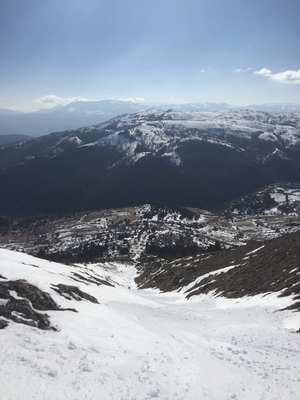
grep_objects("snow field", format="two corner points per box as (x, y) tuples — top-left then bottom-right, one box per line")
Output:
(0, 249), (300, 400)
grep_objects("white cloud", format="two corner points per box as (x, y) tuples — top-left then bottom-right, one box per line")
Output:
(197, 67), (214, 75)
(254, 68), (300, 84)
(232, 68), (252, 73)
(119, 97), (145, 103)
(35, 95), (91, 107)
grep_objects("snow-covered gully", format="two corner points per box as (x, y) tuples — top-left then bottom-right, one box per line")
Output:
(0, 249), (299, 400)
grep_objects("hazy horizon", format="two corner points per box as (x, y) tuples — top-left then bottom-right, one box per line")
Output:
(2, 98), (300, 115)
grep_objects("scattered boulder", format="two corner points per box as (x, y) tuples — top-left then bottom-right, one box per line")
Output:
(0, 319), (8, 329)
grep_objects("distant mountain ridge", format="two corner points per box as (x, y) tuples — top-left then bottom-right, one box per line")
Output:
(0, 134), (33, 146)
(0, 100), (299, 138)
(0, 108), (300, 216)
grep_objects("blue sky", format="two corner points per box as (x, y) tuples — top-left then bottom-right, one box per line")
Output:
(0, 0), (299, 111)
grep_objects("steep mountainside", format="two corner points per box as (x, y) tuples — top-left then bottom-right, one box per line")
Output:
(136, 229), (300, 311)
(0, 109), (299, 216)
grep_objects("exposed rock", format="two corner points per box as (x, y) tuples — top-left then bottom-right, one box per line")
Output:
(0, 319), (9, 329)
(51, 284), (99, 303)
(5, 279), (59, 311)
(0, 279), (59, 330)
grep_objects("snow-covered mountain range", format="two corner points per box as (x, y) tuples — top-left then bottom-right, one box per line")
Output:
(92, 108), (300, 164)
(0, 108), (300, 216)
(3, 107), (300, 165)
(0, 100), (299, 140)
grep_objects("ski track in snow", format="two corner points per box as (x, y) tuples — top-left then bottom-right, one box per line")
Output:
(0, 249), (300, 400)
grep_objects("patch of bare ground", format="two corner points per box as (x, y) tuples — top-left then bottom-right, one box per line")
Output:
(51, 284), (99, 303)
(71, 272), (114, 287)
(0, 278), (100, 330)
(0, 279), (59, 330)
(136, 231), (300, 310)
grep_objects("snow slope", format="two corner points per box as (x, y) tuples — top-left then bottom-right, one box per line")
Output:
(0, 249), (300, 400)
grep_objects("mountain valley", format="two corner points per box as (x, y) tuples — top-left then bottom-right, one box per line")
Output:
(0, 107), (300, 399)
